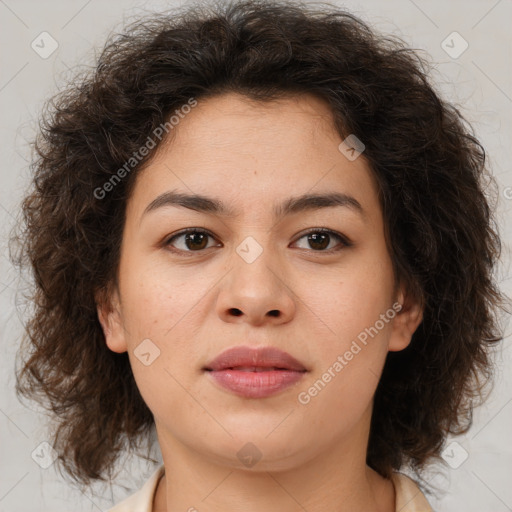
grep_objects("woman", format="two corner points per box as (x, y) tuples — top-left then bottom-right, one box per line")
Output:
(13, 1), (506, 510)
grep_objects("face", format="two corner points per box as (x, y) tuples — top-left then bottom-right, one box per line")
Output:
(98, 92), (422, 472)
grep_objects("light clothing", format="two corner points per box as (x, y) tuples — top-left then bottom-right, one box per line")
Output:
(107, 464), (433, 512)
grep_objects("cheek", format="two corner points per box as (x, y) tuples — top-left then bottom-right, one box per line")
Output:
(117, 258), (208, 400)
(119, 281), (195, 422)
(119, 254), (201, 342)
(305, 252), (395, 348)
(298, 248), (395, 412)
(296, 279), (393, 432)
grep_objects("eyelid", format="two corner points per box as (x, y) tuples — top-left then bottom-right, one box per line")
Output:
(164, 227), (352, 253)
(293, 227), (353, 248)
(163, 227), (218, 251)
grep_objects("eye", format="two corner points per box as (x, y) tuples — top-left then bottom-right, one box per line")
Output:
(164, 227), (351, 254)
(164, 228), (220, 252)
(292, 228), (351, 252)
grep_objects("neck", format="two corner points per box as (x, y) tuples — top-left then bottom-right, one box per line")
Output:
(153, 456), (394, 512)
(152, 408), (395, 512)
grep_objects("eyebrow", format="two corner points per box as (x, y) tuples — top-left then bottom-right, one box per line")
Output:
(142, 190), (365, 220)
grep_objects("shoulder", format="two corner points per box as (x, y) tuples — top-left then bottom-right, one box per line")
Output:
(107, 464), (165, 512)
(390, 472), (434, 512)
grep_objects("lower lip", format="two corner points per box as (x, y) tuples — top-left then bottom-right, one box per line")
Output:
(206, 369), (306, 398)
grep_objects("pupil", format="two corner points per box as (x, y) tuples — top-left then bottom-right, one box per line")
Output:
(309, 233), (329, 250)
(186, 232), (207, 250)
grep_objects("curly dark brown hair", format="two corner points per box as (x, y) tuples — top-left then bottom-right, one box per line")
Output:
(12, 0), (507, 489)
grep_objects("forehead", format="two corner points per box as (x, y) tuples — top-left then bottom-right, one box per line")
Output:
(127, 91), (381, 224)
(171, 91), (339, 144)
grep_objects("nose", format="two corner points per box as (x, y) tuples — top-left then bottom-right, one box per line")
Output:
(215, 249), (296, 327)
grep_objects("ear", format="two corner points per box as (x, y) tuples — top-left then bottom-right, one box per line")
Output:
(388, 283), (423, 352)
(95, 285), (128, 354)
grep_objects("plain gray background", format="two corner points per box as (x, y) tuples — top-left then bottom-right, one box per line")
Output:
(1, 0), (511, 511)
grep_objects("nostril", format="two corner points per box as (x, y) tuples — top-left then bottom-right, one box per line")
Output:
(229, 308), (242, 316)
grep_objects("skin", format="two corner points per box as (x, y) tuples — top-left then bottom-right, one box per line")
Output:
(97, 92), (423, 512)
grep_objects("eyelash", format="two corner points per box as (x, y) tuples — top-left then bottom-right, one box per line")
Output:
(163, 227), (352, 255)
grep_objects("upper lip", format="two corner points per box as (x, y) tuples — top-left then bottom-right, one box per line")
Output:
(203, 346), (307, 372)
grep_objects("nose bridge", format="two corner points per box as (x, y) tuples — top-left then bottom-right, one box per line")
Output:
(231, 231), (281, 293)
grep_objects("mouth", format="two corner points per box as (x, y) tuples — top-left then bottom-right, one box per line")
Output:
(203, 345), (307, 372)
(203, 346), (308, 398)
(208, 366), (300, 372)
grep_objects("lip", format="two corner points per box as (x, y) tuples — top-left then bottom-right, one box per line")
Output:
(203, 346), (307, 372)
(203, 346), (308, 399)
